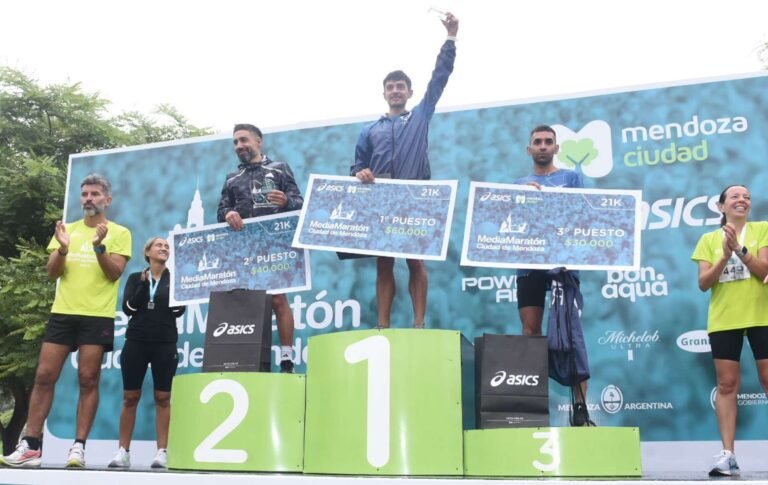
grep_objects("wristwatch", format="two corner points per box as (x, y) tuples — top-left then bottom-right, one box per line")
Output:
(93, 244), (106, 255)
(741, 246), (748, 256)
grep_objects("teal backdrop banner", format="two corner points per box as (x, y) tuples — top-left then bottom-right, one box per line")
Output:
(46, 73), (768, 469)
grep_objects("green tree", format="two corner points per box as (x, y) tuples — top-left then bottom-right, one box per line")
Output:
(0, 66), (212, 452)
(0, 243), (51, 453)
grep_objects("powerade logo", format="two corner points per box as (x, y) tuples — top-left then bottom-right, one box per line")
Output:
(553, 121), (613, 178)
(212, 321), (256, 337)
(601, 385), (624, 414)
(460, 275), (517, 303)
(601, 267), (668, 302)
(676, 330), (710, 353)
(621, 115), (748, 168)
(489, 371), (540, 387)
(178, 235), (205, 247)
(316, 183), (344, 192)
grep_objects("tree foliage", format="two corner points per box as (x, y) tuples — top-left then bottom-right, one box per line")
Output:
(0, 66), (212, 450)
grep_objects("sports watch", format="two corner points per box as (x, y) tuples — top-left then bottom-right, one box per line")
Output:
(93, 244), (106, 255)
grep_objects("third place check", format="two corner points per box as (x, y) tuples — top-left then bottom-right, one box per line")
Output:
(293, 175), (458, 260)
(461, 182), (642, 271)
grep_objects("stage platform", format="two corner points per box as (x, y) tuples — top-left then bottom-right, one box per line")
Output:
(2, 468), (768, 485)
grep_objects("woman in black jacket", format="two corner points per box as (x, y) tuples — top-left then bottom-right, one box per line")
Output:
(108, 237), (185, 469)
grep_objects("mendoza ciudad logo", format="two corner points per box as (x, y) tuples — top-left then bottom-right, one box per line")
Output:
(553, 121), (613, 178)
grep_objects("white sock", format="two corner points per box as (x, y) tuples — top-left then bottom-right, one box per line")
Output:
(280, 346), (292, 361)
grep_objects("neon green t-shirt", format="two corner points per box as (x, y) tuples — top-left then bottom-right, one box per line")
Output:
(47, 219), (132, 318)
(691, 221), (768, 333)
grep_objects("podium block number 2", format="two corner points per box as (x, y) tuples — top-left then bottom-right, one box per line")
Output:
(344, 335), (391, 468)
(193, 379), (249, 463)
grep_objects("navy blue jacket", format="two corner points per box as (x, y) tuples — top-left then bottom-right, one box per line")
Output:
(351, 40), (456, 180)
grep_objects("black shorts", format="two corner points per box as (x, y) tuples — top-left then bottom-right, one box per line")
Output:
(44, 313), (115, 352)
(517, 271), (551, 309)
(120, 340), (178, 392)
(709, 326), (768, 361)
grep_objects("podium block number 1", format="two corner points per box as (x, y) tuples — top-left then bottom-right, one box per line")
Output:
(344, 335), (390, 468)
(193, 379), (249, 463)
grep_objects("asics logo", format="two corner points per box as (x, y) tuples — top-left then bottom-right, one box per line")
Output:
(212, 322), (256, 337)
(480, 192), (512, 202)
(316, 183), (344, 192)
(490, 371), (540, 387)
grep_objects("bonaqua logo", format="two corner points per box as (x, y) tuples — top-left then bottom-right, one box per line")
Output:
(602, 266), (668, 302)
(553, 121), (613, 178)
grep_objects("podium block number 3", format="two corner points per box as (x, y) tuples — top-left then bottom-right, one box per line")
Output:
(344, 335), (391, 468)
(193, 379), (249, 463)
(532, 430), (561, 472)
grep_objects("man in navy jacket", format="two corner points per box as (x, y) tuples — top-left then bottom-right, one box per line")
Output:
(351, 12), (459, 328)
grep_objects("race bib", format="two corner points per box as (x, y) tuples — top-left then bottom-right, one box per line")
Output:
(719, 254), (751, 283)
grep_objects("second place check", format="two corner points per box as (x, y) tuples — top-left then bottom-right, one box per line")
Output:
(293, 175), (458, 260)
(169, 211), (311, 306)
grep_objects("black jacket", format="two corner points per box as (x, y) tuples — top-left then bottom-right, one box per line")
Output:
(217, 157), (303, 221)
(122, 269), (185, 342)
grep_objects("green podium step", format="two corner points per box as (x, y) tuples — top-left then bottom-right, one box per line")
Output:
(304, 329), (474, 476)
(167, 372), (305, 472)
(464, 427), (642, 477)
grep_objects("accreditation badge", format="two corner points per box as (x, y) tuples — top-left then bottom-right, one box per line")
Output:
(719, 252), (751, 283)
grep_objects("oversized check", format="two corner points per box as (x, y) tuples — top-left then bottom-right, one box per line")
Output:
(461, 183), (642, 271)
(169, 211), (310, 305)
(293, 175), (458, 260)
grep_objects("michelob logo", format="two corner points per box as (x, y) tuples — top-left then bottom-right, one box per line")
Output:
(490, 371), (540, 387)
(212, 321), (256, 337)
(553, 121), (613, 178)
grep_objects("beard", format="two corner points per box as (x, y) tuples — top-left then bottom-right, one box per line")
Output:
(533, 154), (554, 166)
(237, 148), (256, 164)
(82, 202), (105, 217)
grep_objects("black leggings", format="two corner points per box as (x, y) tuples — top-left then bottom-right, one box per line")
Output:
(709, 326), (768, 361)
(120, 340), (178, 392)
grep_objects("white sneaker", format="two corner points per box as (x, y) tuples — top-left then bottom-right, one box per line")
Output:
(151, 448), (167, 469)
(709, 449), (740, 476)
(65, 442), (85, 468)
(107, 447), (130, 469)
(0, 439), (42, 468)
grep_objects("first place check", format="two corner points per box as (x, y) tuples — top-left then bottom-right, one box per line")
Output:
(169, 211), (310, 306)
(293, 175), (458, 260)
(461, 182), (642, 271)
